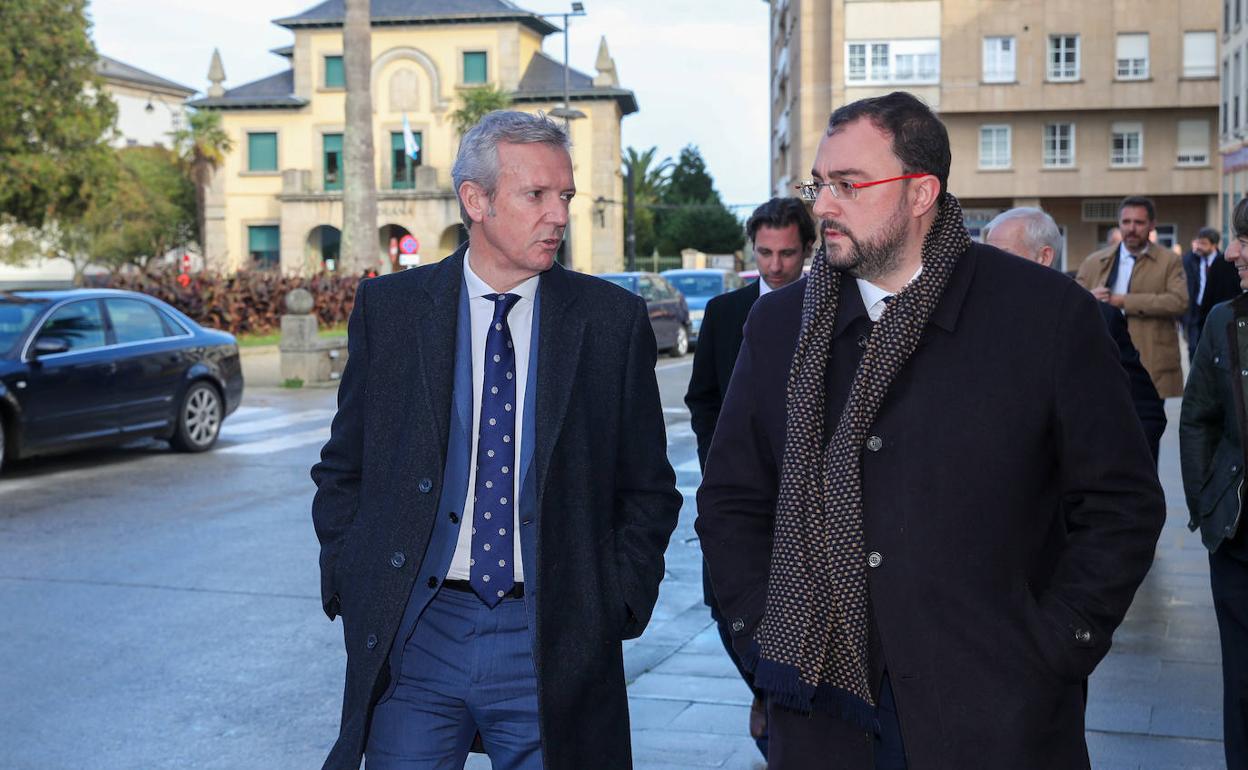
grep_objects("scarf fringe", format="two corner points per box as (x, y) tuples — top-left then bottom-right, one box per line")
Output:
(742, 641), (881, 735)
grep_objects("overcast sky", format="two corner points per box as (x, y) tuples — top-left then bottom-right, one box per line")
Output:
(87, 0), (771, 209)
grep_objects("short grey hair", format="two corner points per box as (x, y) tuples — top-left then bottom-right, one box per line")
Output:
(983, 207), (1063, 264)
(451, 110), (571, 229)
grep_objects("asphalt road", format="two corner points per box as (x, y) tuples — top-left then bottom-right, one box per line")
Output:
(0, 353), (700, 770)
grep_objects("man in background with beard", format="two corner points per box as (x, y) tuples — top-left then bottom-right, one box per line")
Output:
(696, 91), (1164, 768)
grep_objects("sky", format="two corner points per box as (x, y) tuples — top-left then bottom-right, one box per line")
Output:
(87, 0), (771, 210)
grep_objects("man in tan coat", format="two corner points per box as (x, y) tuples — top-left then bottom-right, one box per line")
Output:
(1076, 196), (1188, 397)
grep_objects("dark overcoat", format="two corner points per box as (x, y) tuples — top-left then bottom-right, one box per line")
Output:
(697, 243), (1166, 769)
(311, 249), (681, 769)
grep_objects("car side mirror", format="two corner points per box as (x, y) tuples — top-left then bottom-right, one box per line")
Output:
(32, 337), (70, 357)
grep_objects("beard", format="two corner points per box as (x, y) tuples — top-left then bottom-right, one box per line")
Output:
(820, 199), (910, 282)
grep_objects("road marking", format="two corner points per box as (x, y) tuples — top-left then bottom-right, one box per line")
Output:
(229, 406), (277, 420)
(220, 409), (336, 437)
(655, 359), (693, 371)
(219, 426), (331, 455)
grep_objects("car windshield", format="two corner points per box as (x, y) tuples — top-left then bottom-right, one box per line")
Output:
(0, 297), (50, 356)
(667, 275), (723, 297)
(600, 275), (638, 294)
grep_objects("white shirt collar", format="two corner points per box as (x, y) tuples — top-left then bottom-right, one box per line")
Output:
(855, 265), (922, 322)
(1118, 241), (1142, 261)
(464, 248), (540, 301)
(758, 277), (774, 297)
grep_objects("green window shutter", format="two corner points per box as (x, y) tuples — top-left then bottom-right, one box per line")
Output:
(325, 56), (344, 88)
(323, 133), (343, 191)
(248, 225), (280, 252)
(247, 132), (278, 171)
(463, 52), (488, 84)
(390, 132), (422, 189)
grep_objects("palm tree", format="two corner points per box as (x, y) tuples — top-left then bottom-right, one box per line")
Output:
(172, 109), (233, 255)
(450, 86), (513, 136)
(622, 146), (673, 257)
(341, 0), (378, 274)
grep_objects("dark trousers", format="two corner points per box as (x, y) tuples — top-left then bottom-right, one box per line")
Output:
(766, 673), (907, 770)
(1211, 539), (1248, 769)
(365, 588), (541, 770)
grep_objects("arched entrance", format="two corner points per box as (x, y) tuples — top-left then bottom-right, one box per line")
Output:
(379, 223), (414, 272)
(438, 224), (468, 257)
(306, 225), (341, 272)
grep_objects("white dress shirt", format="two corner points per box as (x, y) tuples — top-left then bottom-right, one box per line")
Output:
(1197, 250), (1218, 305)
(759, 276), (775, 297)
(1112, 242), (1137, 298)
(856, 266), (922, 322)
(446, 253), (539, 582)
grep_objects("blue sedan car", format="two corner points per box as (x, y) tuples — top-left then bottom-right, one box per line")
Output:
(661, 268), (744, 344)
(0, 289), (244, 473)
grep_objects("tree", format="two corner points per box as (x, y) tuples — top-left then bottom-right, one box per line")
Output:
(341, 0), (378, 274)
(655, 144), (744, 255)
(172, 110), (233, 251)
(0, 0), (117, 228)
(451, 86), (513, 136)
(622, 146), (673, 257)
(89, 146), (195, 270)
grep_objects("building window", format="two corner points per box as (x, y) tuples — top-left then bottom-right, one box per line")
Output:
(844, 39), (940, 85)
(1184, 32), (1217, 77)
(978, 125), (1011, 169)
(848, 43), (866, 80)
(324, 55), (344, 88)
(1236, 50), (1243, 132)
(982, 36), (1015, 83)
(463, 51), (488, 84)
(323, 133), (343, 191)
(1225, 58), (1232, 135)
(1177, 119), (1211, 166)
(1115, 33), (1149, 79)
(1048, 35), (1080, 81)
(390, 131), (422, 189)
(1110, 122), (1144, 167)
(1155, 224), (1177, 249)
(1043, 123), (1076, 167)
(247, 132), (277, 172)
(248, 225), (280, 270)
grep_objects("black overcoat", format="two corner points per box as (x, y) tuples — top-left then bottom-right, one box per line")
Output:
(696, 243), (1165, 769)
(311, 250), (682, 769)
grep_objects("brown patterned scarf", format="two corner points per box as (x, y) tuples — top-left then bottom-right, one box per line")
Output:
(748, 194), (971, 727)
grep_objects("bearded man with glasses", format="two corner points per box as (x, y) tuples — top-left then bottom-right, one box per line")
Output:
(696, 91), (1164, 769)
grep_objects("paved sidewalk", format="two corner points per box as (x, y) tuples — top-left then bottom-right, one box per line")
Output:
(601, 399), (1226, 770)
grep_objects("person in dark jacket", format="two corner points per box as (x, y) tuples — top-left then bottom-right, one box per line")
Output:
(696, 92), (1165, 769)
(1182, 226), (1242, 362)
(984, 206), (1167, 462)
(310, 111), (680, 770)
(685, 196), (815, 757)
(1179, 197), (1248, 770)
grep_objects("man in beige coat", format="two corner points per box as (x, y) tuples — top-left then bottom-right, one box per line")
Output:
(1076, 196), (1188, 398)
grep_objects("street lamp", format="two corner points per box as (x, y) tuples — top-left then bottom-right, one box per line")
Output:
(541, 2), (587, 123)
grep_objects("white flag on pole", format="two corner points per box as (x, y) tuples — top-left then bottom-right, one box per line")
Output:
(402, 114), (419, 160)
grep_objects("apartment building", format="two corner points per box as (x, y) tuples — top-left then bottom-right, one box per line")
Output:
(1221, 0), (1248, 232)
(769, 0), (1219, 270)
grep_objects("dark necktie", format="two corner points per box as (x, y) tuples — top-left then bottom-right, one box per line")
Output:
(470, 292), (521, 607)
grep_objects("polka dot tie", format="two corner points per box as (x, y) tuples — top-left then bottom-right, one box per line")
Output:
(470, 293), (521, 607)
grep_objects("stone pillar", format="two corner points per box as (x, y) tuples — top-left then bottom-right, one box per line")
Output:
(279, 288), (348, 385)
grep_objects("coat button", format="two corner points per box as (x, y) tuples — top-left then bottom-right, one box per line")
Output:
(867, 551), (883, 568)
(1241, 369), (1248, 377)
(1233, 465), (1240, 473)
(366, 634), (378, 649)
(1239, 320), (1246, 328)
(866, 436), (883, 452)
(731, 618), (745, 633)
(418, 478), (433, 493)
(390, 552), (405, 568)
(427, 576), (438, 589)
(448, 511), (459, 524)
(1074, 628), (1092, 644)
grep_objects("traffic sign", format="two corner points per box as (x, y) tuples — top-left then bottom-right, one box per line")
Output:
(399, 234), (419, 255)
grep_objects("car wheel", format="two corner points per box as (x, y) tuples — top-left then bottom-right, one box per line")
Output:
(670, 325), (690, 358)
(171, 381), (223, 452)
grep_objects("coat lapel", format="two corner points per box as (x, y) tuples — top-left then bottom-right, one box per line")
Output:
(532, 263), (586, 500)
(406, 245), (467, 468)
